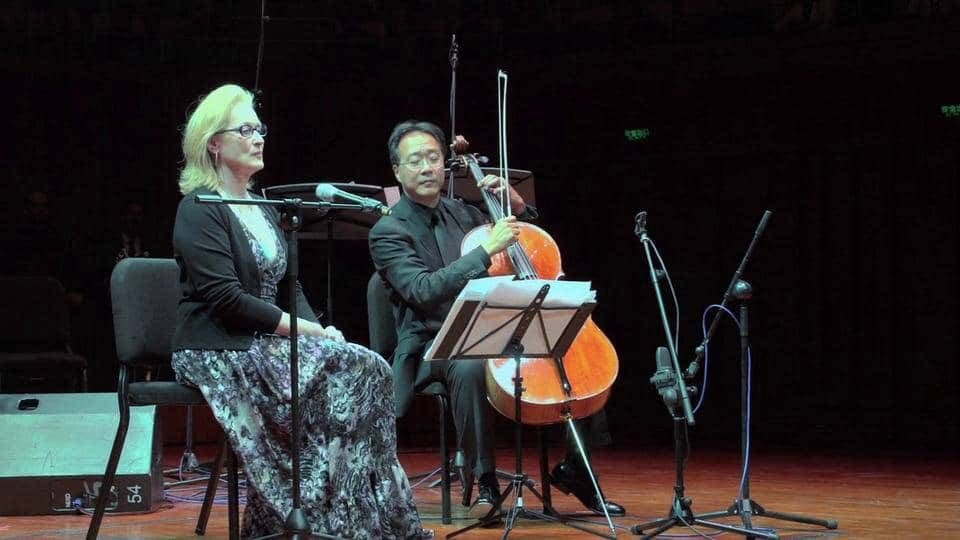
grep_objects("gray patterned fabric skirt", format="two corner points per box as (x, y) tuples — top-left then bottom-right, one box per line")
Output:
(172, 335), (424, 539)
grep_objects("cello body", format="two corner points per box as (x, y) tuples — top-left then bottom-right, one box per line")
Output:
(460, 204), (619, 425)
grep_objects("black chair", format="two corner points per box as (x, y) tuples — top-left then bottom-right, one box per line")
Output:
(366, 272), (454, 524)
(86, 258), (240, 540)
(0, 275), (87, 392)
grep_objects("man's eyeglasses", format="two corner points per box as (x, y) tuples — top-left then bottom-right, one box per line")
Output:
(400, 151), (444, 170)
(215, 123), (268, 138)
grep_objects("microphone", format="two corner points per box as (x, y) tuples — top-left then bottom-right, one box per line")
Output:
(449, 34), (459, 68)
(652, 346), (699, 412)
(314, 184), (391, 216)
(650, 346), (678, 409)
(685, 345), (705, 379)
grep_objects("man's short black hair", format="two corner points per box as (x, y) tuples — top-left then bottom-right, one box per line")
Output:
(387, 120), (446, 166)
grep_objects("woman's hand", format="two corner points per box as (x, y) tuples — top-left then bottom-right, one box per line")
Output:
(321, 325), (345, 343)
(299, 320), (345, 342)
(281, 317), (345, 342)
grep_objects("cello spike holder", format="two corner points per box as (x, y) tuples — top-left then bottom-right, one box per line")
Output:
(445, 284), (616, 540)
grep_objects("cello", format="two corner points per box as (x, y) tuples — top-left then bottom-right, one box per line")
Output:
(455, 151), (620, 425)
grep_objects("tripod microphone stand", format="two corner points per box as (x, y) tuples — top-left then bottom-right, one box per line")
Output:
(693, 279), (838, 533)
(198, 193), (368, 540)
(629, 211), (773, 540)
(663, 209), (835, 537)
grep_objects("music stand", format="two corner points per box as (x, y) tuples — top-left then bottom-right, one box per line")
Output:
(263, 182), (385, 325)
(427, 278), (616, 539)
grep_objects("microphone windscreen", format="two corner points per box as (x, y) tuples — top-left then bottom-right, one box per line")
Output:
(315, 183), (338, 201)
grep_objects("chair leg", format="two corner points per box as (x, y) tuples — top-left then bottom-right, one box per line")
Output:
(437, 394), (452, 524)
(182, 405), (199, 471)
(195, 438), (228, 535)
(86, 372), (132, 540)
(539, 426), (555, 513)
(227, 448), (240, 540)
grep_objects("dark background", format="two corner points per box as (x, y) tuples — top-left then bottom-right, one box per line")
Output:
(3, 1), (957, 454)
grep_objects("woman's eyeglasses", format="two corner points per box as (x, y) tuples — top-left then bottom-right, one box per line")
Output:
(215, 123), (268, 138)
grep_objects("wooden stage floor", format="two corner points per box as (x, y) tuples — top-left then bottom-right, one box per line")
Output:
(1, 445), (957, 539)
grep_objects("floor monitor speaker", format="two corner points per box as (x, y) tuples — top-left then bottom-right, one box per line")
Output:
(0, 393), (162, 516)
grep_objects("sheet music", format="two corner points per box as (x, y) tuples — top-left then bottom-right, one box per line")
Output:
(486, 278), (595, 308)
(459, 275), (515, 301)
(425, 277), (511, 361)
(424, 277), (596, 361)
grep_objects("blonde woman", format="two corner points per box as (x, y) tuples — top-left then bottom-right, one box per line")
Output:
(172, 84), (429, 539)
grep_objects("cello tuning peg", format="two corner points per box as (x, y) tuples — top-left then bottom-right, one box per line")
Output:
(450, 135), (470, 154)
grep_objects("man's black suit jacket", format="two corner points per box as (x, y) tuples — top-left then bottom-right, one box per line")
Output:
(368, 195), (492, 417)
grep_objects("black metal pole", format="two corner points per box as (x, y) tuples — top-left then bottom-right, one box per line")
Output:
(739, 301), (751, 505)
(685, 211), (771, 380)
(325, 218), (334, 325)
(504, 342), (525, 532)
(635, 212), (695, 425)
(284, 208), (309, 537)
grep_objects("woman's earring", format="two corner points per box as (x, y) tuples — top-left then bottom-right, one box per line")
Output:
(214, 150), (220, 168)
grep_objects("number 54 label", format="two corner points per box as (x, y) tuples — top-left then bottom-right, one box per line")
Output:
(126, 484), (143, 504)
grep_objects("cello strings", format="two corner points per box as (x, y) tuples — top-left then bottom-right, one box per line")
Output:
(476, 166), (537, 279)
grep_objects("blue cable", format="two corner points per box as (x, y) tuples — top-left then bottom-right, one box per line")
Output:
(696, 303), (752, 500)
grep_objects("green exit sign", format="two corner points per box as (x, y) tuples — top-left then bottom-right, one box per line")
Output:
(624, 128), (652, 142)
(941, 104), (960, 118)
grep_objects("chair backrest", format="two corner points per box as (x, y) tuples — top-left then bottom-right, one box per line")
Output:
(366, 272), (398, 359)
(110, 258), (180, 368)
(0, 276), (72, 348)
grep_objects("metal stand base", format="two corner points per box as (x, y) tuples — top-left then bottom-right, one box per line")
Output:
(630, 417), (778, 540)
(448, 468), (614, 540)
(632, 495), (780, 540)
(444, 420), (615, 540)
(691, 300), (838, 537)
(695, 498), (839, 533)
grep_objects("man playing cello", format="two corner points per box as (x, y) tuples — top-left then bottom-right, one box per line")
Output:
(368, 119), (625, 518)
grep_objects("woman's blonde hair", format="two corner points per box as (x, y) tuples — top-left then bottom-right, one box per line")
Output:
(178, 84), (255, 195)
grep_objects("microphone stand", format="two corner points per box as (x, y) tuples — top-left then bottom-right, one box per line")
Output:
(196, 194), (365, 540)
(630, 211), (770, 540)
(636, 211), (695, 426)
(689, 212), (839, 535)
(447, 33), (459, 200)
(684, 211), (771, 380)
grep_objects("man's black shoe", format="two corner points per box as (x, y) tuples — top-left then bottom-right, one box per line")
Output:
(550, 459), (626, 516)
(468, 473), (502, 520)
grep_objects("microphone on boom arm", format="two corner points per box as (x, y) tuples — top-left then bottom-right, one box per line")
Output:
(314, 183), (391, 216)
